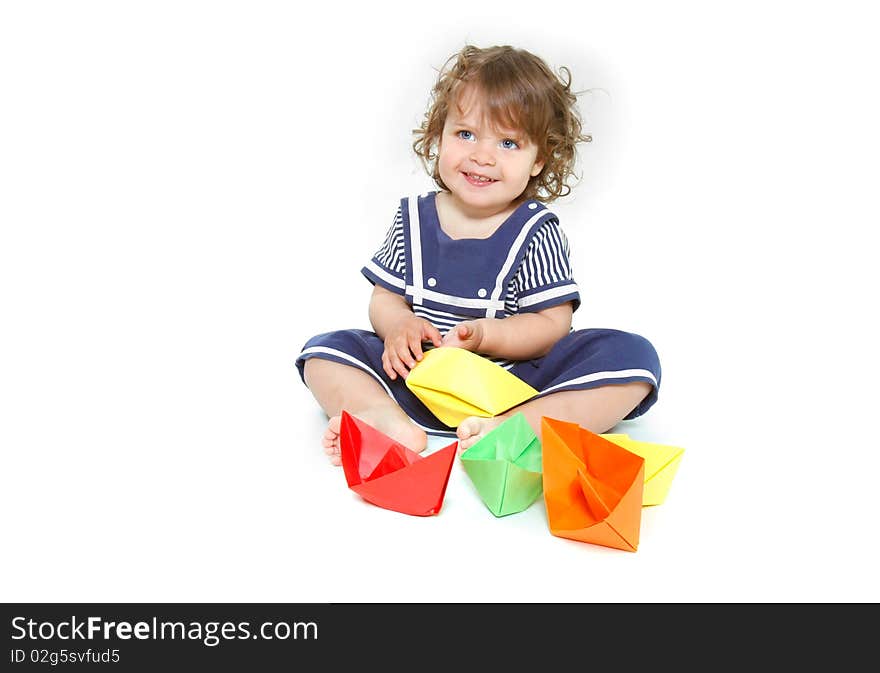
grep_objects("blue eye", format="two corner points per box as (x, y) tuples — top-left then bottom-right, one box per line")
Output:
(500, 139), (519, 150)
(457, 130), (475, 141)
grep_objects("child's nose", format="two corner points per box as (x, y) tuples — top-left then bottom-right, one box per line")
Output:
(469, 142), (496, 166)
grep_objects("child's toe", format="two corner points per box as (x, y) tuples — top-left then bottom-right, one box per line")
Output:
(456, 416), (481, 441)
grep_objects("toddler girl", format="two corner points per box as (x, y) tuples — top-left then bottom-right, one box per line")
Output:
(296, 44), (661, 465)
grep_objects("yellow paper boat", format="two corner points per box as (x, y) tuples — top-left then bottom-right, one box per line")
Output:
(601, 434), (685, 506)
(405, 347), (539, 428)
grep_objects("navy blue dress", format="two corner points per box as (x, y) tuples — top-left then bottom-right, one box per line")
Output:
(296, 192), (660, 436)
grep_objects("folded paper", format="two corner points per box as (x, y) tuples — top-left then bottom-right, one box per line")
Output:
(542, 417), (645, 552)
(339, 410), (457, 517)
(405, 347), (539, 427)
(460, 413), (543, 517)
(601, 434), (685, 506)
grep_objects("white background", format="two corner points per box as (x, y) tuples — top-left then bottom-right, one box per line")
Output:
(2, 1), (878, 602)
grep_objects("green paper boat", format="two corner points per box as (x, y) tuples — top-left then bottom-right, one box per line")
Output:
(460, 413), (543, 517)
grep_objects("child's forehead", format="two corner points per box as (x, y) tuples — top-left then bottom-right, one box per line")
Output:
(448, 85), (525, 136)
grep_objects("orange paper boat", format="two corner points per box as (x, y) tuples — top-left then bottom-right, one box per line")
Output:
(339, 410), (457, 516)
(541, 417), (645, 552)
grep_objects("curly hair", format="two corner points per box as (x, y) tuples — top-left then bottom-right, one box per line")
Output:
(412, 45), (591, 203)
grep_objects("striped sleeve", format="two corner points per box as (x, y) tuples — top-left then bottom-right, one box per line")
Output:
(361, 206), (407, 295)
(513, 218), (581, 312)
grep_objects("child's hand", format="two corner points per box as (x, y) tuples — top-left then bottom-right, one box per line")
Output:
(382, 316), (442, 380)
(441, 320), (485, 352)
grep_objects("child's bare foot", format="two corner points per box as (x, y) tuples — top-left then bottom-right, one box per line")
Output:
(456, 415), (506, 452)
(322, 406), (428, 466)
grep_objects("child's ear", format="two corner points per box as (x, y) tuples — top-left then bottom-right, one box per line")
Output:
(530, 157), (545, 177)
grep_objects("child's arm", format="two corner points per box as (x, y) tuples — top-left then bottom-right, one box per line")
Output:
(441, 303), (573, 360)
(369, 285), (442, 380)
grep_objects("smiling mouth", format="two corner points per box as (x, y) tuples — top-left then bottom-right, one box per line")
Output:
(463, 172), (497, 185)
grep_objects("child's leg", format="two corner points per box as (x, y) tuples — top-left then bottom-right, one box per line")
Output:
(457, 382), (652, 451)
(303, 358), (428, 464)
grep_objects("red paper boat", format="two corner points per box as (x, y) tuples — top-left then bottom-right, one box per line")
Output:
(339, 410), (457, 516)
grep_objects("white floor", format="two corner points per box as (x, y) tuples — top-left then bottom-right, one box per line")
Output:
(2, 2), (878, 604)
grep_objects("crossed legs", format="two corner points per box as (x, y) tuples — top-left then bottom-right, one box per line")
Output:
(303, 357), (651, 464)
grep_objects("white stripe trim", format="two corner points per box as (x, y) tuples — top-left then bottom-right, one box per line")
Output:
(364, 260), (406, 289)
(407, 195), (424, 304)
(540, 368), (658, 395)
(300, 346), (393, 394)
(404, 285), (506, 310)
(518, 283), (579, 308)
(298, 346), (445, 434)
(488, 208), (557, 318)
